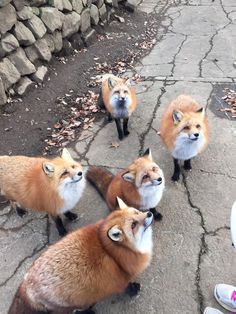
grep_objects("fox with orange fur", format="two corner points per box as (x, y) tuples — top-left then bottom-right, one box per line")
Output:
(0, 148), (85, 236)
(98, 74), (137, 140)
(87, 148), (164, 220)
(8, 198), (153, 314)
(160, 95), (209, 181)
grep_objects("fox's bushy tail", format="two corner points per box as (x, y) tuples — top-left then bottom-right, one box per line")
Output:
(8, 287), (46, 314)
(86, 166), (114, 200)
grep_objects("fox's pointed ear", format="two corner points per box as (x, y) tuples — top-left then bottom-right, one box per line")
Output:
(108, 77), (117, 89)
(173, 110), (183, 124)
(196, 107), (205, 117)
(108, 225), (123, 242)
(122, 172), (135, 183)
(124, 78), (131, 86)
(61, 148), (73, 161)
(42, 162), (55, 177)
(143, 148), (153, 161)
(117, 197), (128, 210)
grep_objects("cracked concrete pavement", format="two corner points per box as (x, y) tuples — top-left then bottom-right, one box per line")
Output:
(1, 0), (236, 313)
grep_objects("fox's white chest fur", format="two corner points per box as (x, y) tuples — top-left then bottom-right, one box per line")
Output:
(136, 226), (153, 255)
(138, 180), (165, 210)
(58, 177), (86, 214)
(172, 132), (206, 160)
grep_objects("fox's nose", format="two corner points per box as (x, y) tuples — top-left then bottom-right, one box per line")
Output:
(77, 171), (82, 176)
(147, 211), (153, 218)
(194, 133), (199, 137)
(157, 177), (162, 182)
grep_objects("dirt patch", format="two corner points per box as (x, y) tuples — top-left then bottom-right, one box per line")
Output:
(0, 8), (160, 157)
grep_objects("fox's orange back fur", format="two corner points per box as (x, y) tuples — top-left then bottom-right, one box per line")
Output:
(102, 75), (136, 115)
(8, 202), (153, 313)
(160, 95), (209, 151)
(0, 150), (83, 216)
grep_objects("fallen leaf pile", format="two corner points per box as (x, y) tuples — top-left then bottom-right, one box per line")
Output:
(221, 88), (236, 118)
(44, 91), (99, 152)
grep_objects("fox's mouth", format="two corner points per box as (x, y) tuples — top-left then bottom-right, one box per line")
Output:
(72, 177), (83, 183)
(190, 138), (198, 141)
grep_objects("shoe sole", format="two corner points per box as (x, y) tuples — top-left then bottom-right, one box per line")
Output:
(214, 286), (236, 313)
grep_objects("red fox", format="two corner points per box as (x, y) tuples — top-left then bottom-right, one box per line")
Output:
(8, 197), (153, 314)
(0, 148), (85, 236)
(87, 148), (164, 220)
(97, 74), (137, 140)
(160, 95), (209, 181)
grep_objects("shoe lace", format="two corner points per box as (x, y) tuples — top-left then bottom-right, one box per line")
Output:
(231, 291), (236, 302)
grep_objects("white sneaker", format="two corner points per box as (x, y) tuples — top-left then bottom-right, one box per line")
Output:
(214, 284), (236, 312)
(204, 307), (224, 314)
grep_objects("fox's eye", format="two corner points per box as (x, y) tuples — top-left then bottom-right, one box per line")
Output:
(152, 167), (158, 172)
(71, 165), (75, 169)
(124, 90), (128, 93)
(115, 91), (120, 94)
(183, 126), (190, 130)
(143, 174), (149, 180)
(131, 221), (138, 229)
(61, 170), (69, 177)
(196, 124), (201, 129)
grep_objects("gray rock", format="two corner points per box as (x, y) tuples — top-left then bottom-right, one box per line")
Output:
(70, 0), (83, 14)
(31, 65), (48, 83)
(62, 0), (72, 11)
(0, 0), (11, 7)
(40, 7), (64, 33)
(13, 21), (36, 46)
(0, 33), (19, 56)
(17, 6), (33, 20)
(62, 12), (81, 38)
(25, 14), (47, 39)
(104, 0), (112, 5)
(51, 30), (63, 52)
(34, 38), (52, 62)
(82, 28), (96, 46)
(60, 38), (73, 55)
(125, 0), (140, 11)
(90, 4), (99, 25)
(0, 4), (17, 35)
(12, 0), (28, 11)
(48, 0), (64, 11)
(96, 0), (104, 9)
(69, 32), (84, 50)
(82, 0), (87, 6)
(29, 0), (47, 6)
(15, 76), (33, 95)
(0, 77), (7, 105)
(0, 58), (21, 90)
(8, 47), (36, 75)
(99, 4), (106, 20)
(31, 6), (40, 15)
(43, 33), (55, 52)
(24, 45), (39, 63)
(80, 8), (90, 33)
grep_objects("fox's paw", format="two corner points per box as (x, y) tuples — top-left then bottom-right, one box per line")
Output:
(64, 211), (78, 221)
(171, 173), (180, 182)
(150, 208), (163, 221)
(118, 134), (124, 140)
(183, 160), (192, 171)
(16, 206), (27, 217)
(124, 130), (130, 137)
(74, 309), (95, 314)
(126, 282), (141, 297)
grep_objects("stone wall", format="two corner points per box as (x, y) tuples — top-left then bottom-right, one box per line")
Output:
(0, 0), (137, 106)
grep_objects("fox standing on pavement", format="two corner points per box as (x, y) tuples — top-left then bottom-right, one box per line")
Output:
(87, 148), (164, 220)
(160, 95), (209, 181)
(98, 74), (137, 140)
(8, 198), (153, 314)
(0, 148), (85, 236)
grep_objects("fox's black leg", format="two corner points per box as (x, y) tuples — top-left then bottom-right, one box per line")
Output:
(74, 307), (95, 314)
(123, 118), (130, 137)
(64, 211), (78, 221)
(52, 216), (67, 237)
(97, 89), (105, 109)
(16, 206), (27, 217)
(107, 112), (113, 122)
(184, 159), (192, 171)
(172, 158), (180, 181)
(150, 208), (163, 221)
(126, 282), (141, 297)
(115, 118), (124, 140)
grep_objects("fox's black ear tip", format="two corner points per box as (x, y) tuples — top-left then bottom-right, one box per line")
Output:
(143, 148), (150, 156)
(197, 107), (204, 113)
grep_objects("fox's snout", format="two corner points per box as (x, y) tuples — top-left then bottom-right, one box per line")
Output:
(189, 132), (200, 141)
(144, 211), (153, 228)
